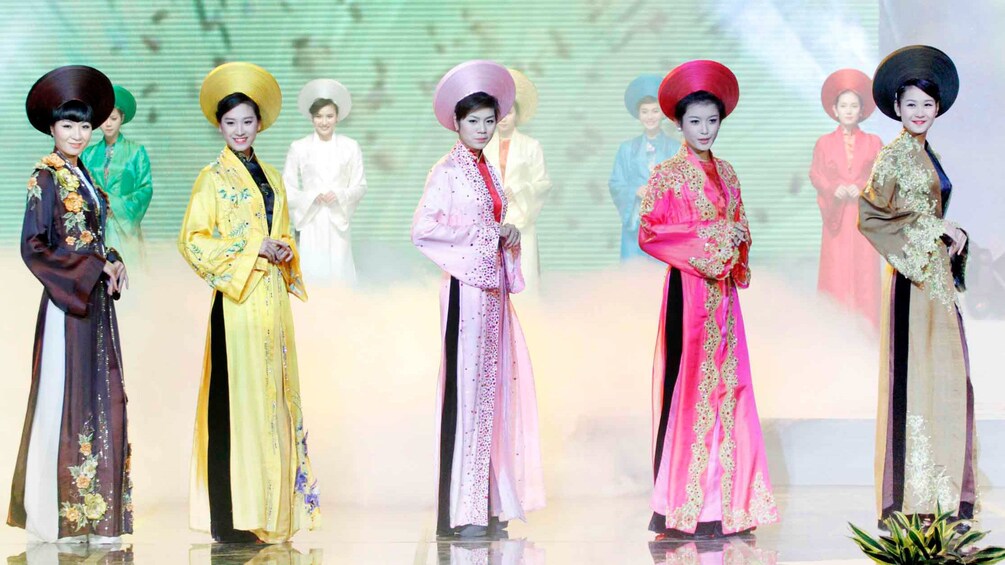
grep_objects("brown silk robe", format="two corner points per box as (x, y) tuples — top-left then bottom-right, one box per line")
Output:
(859, 130), (975, 521)
(8, 154), (132, 538)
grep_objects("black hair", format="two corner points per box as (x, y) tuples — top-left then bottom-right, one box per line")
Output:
(50, 100), (94, 125)
(215, 92), (261, 123)
(454, 91), (499, 122)
(673, 90), (726, 124)
(309, 97), (339, 117)
(896, 78), (941, 105)
(833, 89), (863, 107)
(636, 95), (658, 113)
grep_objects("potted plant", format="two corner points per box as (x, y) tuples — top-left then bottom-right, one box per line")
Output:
(850, 507), (1005, 564)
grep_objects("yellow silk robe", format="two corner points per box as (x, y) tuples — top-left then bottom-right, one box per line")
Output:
(178, 147), (320, 542)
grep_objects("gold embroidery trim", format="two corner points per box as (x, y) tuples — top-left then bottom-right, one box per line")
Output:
(717, 295), (778, 531)
(665, 280), (722, 531)
(716, 158), (740, 218)
(689, 220), (744, 279)
(640, 145), (707, 222)
(868, 130), (954, 308)
(719, 293), (740, 530)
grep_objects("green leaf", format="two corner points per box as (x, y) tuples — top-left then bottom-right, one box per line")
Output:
(878, 535), (901, 554)
(931, 521), (946, 542)
(890, 523), (907, 547)
(850, 523), (887, 552)
(906, 528), (932, 559)
(955, 529), (987, 550)
(866, 553), (900, 564)
(936, 507), (954, 523)
(878, 535), (900, 553)
(852, 544), (899, 565)
(927, 530), (943, 554)
(892, 513), (912, 533)
(967, 546), (1005, 565)
(851, 539), (889, 560)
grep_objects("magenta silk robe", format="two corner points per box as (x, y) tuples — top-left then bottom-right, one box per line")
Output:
(639, 145), (778, 534)
(412, 142), (545, 529)
(810, 126), (883, 327)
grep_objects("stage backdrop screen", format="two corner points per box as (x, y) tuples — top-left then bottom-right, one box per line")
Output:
(0, 0), (879, 270)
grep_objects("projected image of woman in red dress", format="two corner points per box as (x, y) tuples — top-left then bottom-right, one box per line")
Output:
(810, 69), (883, 327)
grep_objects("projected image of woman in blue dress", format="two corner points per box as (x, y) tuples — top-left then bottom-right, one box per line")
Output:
(609, 74), (680, 262)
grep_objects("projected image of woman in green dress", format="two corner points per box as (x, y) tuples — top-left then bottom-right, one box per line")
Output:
(82, 85), (153, 268)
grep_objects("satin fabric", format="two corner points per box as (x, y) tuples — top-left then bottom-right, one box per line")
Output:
(282, 133), (366, 286)
(639, 145), (777, 534)
(10, 154), (131, 540)
(412, 141), (545, 528)
(471, 149), (502, 222)
(178, 147), (319, 542)
(809, 126), (883, 326)
(81, 134), (153, 268)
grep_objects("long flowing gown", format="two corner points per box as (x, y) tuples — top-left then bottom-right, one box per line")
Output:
(178, 147), (320, 543)
(411, 142), (545, 531)
(809, 126), (882, 326)
(639, 145), (778, 535)
(484, 128), (552, 291)
(859, 130), (976, 521)
(610, 131), (679, 261)
(8, 152), (132, 541)
(81, 134), (153, 269)
(282, 132), (366, 286)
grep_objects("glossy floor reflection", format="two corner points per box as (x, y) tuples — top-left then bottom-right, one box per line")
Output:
(3, 487), (1005, 564)
(189, 544), (322, 564)
(6, 544), (134, 564)
(647, 538), (776, 564)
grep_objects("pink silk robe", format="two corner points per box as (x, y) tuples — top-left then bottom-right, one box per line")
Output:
(412, 142), (545, 529)
(639, 145), (778, 534)
(810, 126), (883, 327)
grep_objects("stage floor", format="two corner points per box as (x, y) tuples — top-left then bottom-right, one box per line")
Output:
(3, 486), (1005, 564)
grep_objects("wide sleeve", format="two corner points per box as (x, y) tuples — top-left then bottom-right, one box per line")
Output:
(177, 168), (266, 303)
(507, 139), (552, 222)
(503, 246), (525, 294)
(858, 151), (944, 286)
(274, 185), (308, 302)
(282, 143), (321, 230)
(809, 137), (838, 196)
(412, 165), (501, 289)
(608, 143), (639, 229)
(335, 140), (367, 220)
(639, 169), (745, 281)
(122, 146), (153, 223)
(809, 137), (844, 231)
(21, 170), (106, 317)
